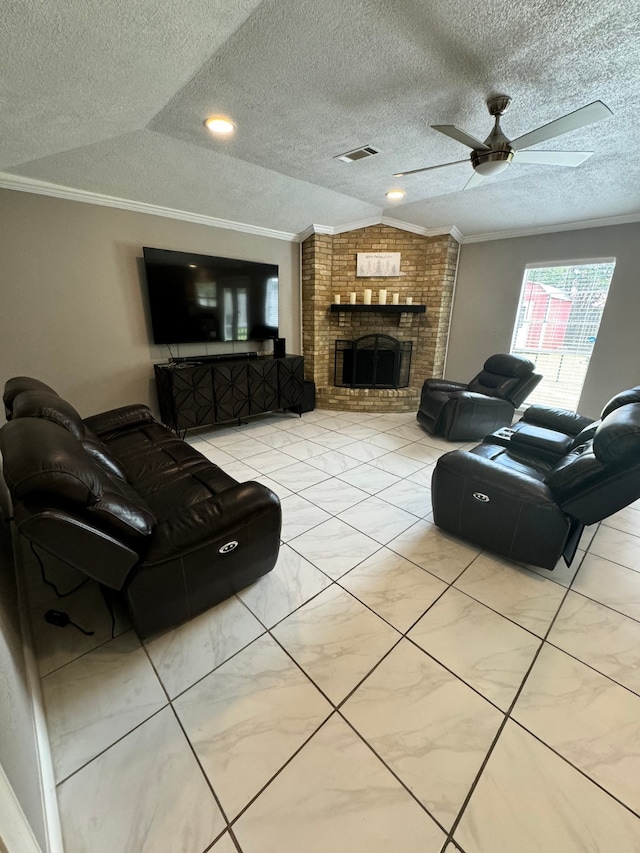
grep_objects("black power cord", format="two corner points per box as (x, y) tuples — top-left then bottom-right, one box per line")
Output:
(31, 541), (89, 598)
(45, 609), (95, 636)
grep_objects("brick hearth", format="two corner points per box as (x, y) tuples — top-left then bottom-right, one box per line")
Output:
(301, 224), (459, 412)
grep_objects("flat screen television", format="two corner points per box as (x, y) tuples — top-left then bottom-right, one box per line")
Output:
(142, 247), (279, 345)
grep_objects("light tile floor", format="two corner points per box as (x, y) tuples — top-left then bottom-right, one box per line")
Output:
(20, 408), (640, 852)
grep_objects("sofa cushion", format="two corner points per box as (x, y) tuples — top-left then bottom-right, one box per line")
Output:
(593, 403), (640, 464)
(0, 418), (156, 541)
(11, 389), (86, 441)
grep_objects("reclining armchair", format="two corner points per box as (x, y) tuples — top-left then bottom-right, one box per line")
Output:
(431, 386), (640, 570)
(417, 353), (542, 441)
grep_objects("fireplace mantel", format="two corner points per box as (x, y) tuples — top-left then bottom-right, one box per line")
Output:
(330, 304), (425, 314)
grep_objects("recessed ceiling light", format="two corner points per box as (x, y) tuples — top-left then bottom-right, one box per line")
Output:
(386, 189), (406, 200)
(204, 116), (237, 135)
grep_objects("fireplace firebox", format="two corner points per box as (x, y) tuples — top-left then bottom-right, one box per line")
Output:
(334, 335), (412, 389)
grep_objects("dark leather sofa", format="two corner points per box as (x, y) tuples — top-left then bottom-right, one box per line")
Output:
(417, 353), (542, 441)
(431, 386), (640, 569)
(0, 377), (281, 637)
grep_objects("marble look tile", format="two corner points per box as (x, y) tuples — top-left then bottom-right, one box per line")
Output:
(548, 591), (640, 696)
(416, 435), (469, 453)
(405, 462), (436, 488)
(237, 544), (331, 628)
(281, 439), (329, 461)
(395, 442), (443, 465)
(144, 595), (264, 699)
(454, 553), (566, 637)
(513, 644), (640, 815)
(42, 630), (167, 782)
(233, 714), (446, 853)
(268, 461), (331, 492)
(272, 584), (400, 704)
(338, 495), (419, 544)
(280, 422), (330, 441)
(199, 446), (236, 467)
(174, 634), (332, 819)
(211, 833), (239, 852)
(517, 550), (585, 587)
(601, 504), (640, 536)
(386, 423), (427, 442)
(288, 517), (382, 580)
(222, 436), (271, 460)
(376, 479), (432, 518)
(369, 450), (426, 478)
(257, 429), (303, 449)
(335, 423), (382, 440)
(341, 441), (389, 463)
(364, 432), (412, 451)
(340, 548), (447, 632)
(571, 553), (640, 621)
(305, 449), (362, 476)
(308, 430), (358, 451)
(336, 462), (402, 494)
(30, 582), (130, 677)
(280, 494), (332, 541)
(219, 460), (261, 481)
(387, 520), (480, 583)
(588, 524), (640, 572)
(236, 447), (296, 474)
(455, 719), (640, 853)
(343, 640), (503, 829)
(299, 478), (369, 515)
(252, 474), (292, 500)
(409, 588), (541, 710)
(57, 707), (223, 853)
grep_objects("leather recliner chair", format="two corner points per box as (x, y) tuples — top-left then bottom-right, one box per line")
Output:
(417, 353), (542, 441)
(431, 386), (640, 570)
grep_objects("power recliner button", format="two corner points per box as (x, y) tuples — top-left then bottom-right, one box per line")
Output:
(472, 492), (490, 503)
(219, 540), (238, 554)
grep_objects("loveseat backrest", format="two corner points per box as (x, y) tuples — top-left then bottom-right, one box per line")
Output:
(3, 376), (58, 419)
(0, 417), (156, 544)
(12, 389), (86, 440)
(544, 402), (640, 524)
(467, 353), (538, 406)
(600, 385), (640, 419)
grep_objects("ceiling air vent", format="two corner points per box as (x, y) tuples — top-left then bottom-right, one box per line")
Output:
(335, 146), (381, 163)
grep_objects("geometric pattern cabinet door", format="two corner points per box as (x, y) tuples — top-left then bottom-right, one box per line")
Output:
(211, 363), (251, 423)
(154, 364), (214, 431)
(278, 356), (304, 410)
(248, 359), (279, 415)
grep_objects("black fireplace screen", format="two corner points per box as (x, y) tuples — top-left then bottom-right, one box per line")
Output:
(334, 334), (412, 389)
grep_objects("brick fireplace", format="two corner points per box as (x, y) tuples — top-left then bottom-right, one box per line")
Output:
(301, 224), (459, 412)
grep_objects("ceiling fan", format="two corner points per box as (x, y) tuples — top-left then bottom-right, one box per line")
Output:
(394, 95), (613, 189)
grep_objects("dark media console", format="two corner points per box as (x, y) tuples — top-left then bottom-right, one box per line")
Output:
(155, 355), (305, 431)
(170, 351), (260, 366)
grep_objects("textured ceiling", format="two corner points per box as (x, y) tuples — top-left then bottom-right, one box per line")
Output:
(2, 0), (639, 239)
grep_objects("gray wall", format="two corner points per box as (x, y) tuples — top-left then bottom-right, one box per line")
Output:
(0, 509), (47, 850)
(446, 222), (640, 418)
(0, 189), (300, 418)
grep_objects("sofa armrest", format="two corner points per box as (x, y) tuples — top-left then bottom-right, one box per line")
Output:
(422, 378), (468, 394)
(141, 481), (281, 565)
(521, 405), (594, 436)
(84, 404), (156, 437)
(432, 449), (570, 569)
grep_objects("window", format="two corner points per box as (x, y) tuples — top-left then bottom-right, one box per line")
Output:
(510, 260), (616, 410)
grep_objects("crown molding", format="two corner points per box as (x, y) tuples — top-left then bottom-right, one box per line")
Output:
(460, 212), (640, 243)
(299, 216), (463, 242)
(0, 173), (299, 242)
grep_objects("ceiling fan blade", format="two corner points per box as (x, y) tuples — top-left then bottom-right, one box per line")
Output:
(515, 150), (593, 167)
(510, 101), (612, 151)
(463, 171), (487, 190)
(431, 125), (490, 151)
(393, 159), (468, 177)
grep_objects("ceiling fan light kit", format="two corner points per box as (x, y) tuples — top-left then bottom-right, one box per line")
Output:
(395, 95), (612, 188)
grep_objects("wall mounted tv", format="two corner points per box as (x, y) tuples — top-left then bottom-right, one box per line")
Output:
(142, 247), (279, 345)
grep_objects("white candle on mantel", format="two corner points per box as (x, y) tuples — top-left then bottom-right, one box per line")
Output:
(406, 296), (413, 304)
(334, 294), (341, 304)
(378, 289), (387, 305)
(363, 289), (372, 304)
(392, 293), (399, 304)
(350, 291), (356, 304)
